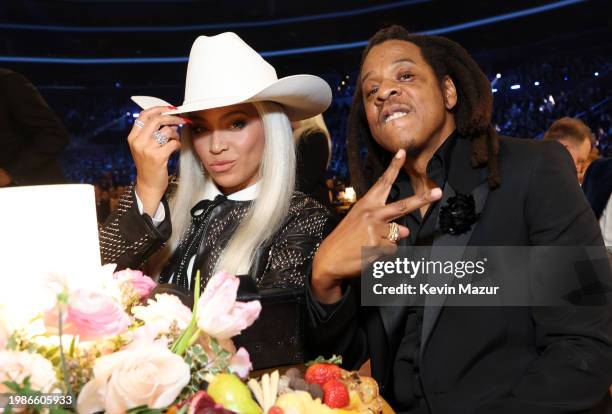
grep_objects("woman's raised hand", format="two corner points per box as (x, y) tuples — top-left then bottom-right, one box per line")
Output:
(311, 149), (442, 303)
(128, 106), (186, 215)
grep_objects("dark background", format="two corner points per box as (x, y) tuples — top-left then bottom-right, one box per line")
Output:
(1, 0), (610, 183)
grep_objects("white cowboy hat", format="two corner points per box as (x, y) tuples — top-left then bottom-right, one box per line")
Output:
(131, 32), (332, 121)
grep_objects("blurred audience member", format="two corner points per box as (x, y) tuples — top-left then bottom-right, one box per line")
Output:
(580, 146), (601, 184)
(95, 186), (111, 224)
(293, 114), (333, 210)
(582, 158), (612, 250)
(544, 117), (593, 183)
(0, 68), (69, 186)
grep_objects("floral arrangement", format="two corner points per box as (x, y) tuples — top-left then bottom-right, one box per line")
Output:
(0, 265), (259, 413)
(0, 266), (387, 414)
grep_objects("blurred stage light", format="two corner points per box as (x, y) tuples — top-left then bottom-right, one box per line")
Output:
(563, 76), (568, 80)
(534, 81), (540, 86)
(510, 84), (521, 90)
(0, 0), (588, 64)
(496, 73), (502, 79)
(594, 72), (599, 77)
(492, 88), (498, 93)
(132, 113), (140, 118)
(126, 112), (131, 116)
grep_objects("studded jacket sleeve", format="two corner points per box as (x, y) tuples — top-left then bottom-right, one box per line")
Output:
(254, 194), (337, 290)
(99, 186), (171, 270)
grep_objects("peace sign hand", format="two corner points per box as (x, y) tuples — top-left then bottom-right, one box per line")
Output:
(311, 149), (442, 303)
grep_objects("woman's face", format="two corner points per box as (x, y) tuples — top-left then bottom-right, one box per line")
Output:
(189, 103), (265, 195)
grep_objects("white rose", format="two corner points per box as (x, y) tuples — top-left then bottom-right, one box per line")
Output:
(0, 351), (59, 393)
(132, 294), (192, 334)
(77, 344), (190, 414)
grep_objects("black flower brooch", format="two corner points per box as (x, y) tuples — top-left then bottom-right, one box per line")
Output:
(439, 193), (481, 235)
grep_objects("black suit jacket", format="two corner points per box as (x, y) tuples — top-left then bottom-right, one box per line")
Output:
(0, 68), (68, 185)
(306, 136), (612, 414)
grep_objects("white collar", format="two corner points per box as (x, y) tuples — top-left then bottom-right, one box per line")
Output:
(202, 179), (260, 201)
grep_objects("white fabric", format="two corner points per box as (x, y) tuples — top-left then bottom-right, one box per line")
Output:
(600, 195), (612, 252)
(134, 191), (166, 226)
(135, 181), (260, 226)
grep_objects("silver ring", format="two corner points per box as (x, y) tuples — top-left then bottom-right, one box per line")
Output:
(153, 130), (169, 146)
(134, 119), (145, 129)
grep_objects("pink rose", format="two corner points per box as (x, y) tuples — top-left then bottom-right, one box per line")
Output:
(45, 289), (130, 341)
(113, 269), (156, 300)
(196, 271), (261, 340)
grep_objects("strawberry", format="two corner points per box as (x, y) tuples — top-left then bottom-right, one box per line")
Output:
(322, 379), (350, 408)
(304, 355), (343, 386)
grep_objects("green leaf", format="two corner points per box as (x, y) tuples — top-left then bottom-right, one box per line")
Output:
(126, 405), (165, 414)
(210, 337), (220, 355)
(305, 354), (343, 367)
(172, 271), (202, 356)
(1, 380), (21, 393)
(49, 408), (74, 414)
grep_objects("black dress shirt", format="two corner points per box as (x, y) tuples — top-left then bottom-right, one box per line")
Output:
(387, 131), (457, 413)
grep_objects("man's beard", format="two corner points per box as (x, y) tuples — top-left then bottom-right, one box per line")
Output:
(399, 132), (423, 159)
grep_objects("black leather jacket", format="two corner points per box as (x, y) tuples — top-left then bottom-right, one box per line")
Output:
(99, 186), (335, 291)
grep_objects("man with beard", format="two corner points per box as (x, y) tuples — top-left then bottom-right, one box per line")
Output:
(307, 26), (612, 413)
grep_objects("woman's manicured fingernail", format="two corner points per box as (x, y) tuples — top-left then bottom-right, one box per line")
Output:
(395, 149), (405, 159)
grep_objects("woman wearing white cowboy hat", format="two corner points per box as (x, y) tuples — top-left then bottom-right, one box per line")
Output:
(99, 33), (335, 361)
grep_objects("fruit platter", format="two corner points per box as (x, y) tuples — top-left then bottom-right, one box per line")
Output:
(165, 358), (394, 414)
(164, 354), (394, 414)
(0, 267), (393, 414)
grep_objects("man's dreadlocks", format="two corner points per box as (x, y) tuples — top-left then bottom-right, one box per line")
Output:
(347, 25), (500, 197)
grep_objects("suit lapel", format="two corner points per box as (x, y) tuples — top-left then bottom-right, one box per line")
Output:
(420, 137), (490, 356)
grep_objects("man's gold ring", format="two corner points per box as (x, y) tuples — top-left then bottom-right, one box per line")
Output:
(388, 222), (400, 243)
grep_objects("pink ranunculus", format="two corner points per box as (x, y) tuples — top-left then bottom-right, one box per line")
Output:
(196, 271), (261, 340)
(113, 269), (157, 300)
(45, 289), (130, 341)
(228, 347), (252, 379)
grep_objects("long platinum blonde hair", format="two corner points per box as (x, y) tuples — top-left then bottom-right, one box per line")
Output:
(150, 101), (295, 277)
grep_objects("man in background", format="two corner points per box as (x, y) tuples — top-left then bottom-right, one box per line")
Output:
(544, 117), (592, 183)
(0, 68), (69, 186)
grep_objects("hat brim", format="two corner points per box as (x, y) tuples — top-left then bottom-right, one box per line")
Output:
(131, 74), (332, 122)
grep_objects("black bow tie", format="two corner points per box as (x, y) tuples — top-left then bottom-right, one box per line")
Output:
(159, 194), (227, 290)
